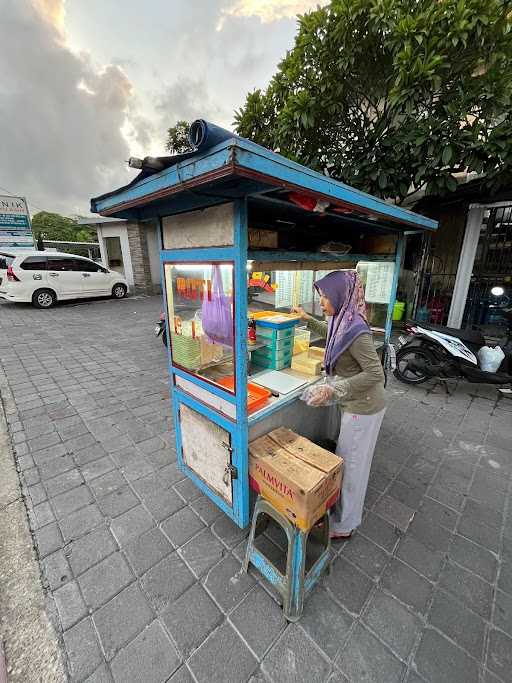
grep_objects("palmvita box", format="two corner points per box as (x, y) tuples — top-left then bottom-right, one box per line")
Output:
(249, 427), (343, 530)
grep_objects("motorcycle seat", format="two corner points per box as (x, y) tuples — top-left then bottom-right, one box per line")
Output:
(408, 320), (485, 348)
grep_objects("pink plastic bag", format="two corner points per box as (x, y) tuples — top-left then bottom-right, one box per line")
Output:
(201, 265), (233, 347)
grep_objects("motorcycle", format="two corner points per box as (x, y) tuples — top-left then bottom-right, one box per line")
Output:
(155, 311), (167, 347)
(393, 315), (512, 391)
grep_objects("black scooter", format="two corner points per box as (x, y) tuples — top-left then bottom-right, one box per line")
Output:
(155, 311), (167, 347)
(393, 314), (512, 392)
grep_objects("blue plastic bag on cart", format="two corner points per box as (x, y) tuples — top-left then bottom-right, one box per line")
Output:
(202, 265), (233, 347)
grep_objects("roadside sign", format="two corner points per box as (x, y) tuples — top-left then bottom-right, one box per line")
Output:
(0, 196), (34, 248)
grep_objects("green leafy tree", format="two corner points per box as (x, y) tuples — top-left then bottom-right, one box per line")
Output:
(235, 0), (512, 202)
(32, 212), (95, 243)
(165, 120), (192, 153)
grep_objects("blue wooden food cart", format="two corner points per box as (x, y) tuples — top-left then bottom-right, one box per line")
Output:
(91, 121), (437, 615)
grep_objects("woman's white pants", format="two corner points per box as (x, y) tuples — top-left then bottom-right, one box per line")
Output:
(330, 407), (386, 535)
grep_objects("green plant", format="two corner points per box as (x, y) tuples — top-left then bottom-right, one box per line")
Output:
(235, 0), (512, 202)
(165, 120), (192, 154)
(32, 212), (95, 243)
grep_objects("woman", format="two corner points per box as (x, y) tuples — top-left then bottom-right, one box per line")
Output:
(293, 270), (386, 540)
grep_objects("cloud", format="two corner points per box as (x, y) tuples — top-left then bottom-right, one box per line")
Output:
(218, 0), (327, 27)
(32, 0), (65, 31)
(2, 0), (318, 214)
(0, 0), (142, 215)
(156, 79), (231, 135)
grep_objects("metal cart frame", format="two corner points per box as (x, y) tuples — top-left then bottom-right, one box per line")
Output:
(92, 134), (437, 528)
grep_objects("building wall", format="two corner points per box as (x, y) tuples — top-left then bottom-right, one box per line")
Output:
(97, 224), (135, 288)
(126, 222), (152, 293)
(425, 203), (468, 276)
(90, 219), (161, 295)
(145, 222), (162, 289)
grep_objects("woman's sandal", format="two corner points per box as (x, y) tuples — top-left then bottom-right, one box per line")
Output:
(330, 531), (353, 541)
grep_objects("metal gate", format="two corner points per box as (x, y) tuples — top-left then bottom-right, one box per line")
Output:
(462, 205), (512, 334)
(412, 233), (457, 326)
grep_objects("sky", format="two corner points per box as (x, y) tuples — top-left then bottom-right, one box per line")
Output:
(0, 0), (326, 216)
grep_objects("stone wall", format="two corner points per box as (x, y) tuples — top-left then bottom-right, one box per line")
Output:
(126, 222), (160, 294)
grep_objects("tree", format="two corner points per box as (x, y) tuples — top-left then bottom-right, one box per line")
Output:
(235, 0), (512, 202)
(32, 212), (95, 243)
(165, 120), (192, 154)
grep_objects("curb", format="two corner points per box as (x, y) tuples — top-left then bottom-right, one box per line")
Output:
(0, 372), (66, 682)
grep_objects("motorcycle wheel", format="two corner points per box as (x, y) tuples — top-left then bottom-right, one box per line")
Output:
(394, 346), (436, 385)
(162, 329), (168, 347)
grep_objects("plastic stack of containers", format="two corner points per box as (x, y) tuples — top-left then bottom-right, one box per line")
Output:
(293, 327), (311, 355)
(251, 314), (301, 372)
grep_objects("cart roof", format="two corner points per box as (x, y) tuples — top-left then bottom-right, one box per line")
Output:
(91, 136), (437, 233)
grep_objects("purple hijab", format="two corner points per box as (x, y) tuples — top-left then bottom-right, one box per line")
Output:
(314, 271), (370, 375)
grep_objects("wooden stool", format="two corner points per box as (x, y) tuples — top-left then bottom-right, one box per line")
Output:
(242, 496), (331, 621)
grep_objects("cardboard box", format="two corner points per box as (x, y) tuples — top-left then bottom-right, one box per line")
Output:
(248, 228), (279, 249)
(359, 234), (397, 255)
(249, 427), (342, 530)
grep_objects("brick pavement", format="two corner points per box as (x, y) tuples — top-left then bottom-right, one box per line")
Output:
(0, 295), (511, 683)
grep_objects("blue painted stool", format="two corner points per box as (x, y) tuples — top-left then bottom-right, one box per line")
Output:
(242, 496), (331, 621)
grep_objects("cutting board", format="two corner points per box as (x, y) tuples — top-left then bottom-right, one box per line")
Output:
(251, 370), (309, 395)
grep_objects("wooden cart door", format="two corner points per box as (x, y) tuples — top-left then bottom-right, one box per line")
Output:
(178, 404), (234, 506)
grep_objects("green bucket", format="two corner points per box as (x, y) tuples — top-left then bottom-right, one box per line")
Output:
(393, 301), (406, 321)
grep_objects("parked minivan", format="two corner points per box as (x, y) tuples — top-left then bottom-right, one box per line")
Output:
(0, 250), (128, 308)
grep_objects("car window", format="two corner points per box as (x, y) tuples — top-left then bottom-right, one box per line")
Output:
(0, 254), (15, 269)
(73, 258), (101, 273)
(20, 256), (48, 270)
(47, 257), (74, 271)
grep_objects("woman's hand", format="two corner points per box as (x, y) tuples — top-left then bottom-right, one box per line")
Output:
(305, 384), (334, 406)
(292, 306), (311, 321)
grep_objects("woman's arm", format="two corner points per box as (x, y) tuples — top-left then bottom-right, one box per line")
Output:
(291, 306), (328, 339)
(332, 334), (385, 399)
(306, 317), (328, 339)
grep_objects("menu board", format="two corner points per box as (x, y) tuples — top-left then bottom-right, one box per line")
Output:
(275, 271), (294, 308)
(275, 271), (314, 308)
(298, 271), (314, 306)
(362, 262), (395, 304)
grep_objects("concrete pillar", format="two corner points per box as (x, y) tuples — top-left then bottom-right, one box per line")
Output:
(126, 222), (153, 294)
(447, 205), (484, 328)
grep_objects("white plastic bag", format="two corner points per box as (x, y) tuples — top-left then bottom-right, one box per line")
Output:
(478, 345), (505, 373)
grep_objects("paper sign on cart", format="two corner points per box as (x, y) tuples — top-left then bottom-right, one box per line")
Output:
(362, 262), (395, 304)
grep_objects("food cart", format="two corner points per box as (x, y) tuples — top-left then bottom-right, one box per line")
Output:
(91, 120), (437, 530)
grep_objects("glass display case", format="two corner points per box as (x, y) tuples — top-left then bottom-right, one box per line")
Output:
(163, 262), (236, 392)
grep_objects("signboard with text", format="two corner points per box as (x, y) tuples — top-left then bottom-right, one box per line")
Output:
(0, 196), (34, 248)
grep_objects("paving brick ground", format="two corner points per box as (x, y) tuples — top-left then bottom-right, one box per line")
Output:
(0, 295), (511, 683)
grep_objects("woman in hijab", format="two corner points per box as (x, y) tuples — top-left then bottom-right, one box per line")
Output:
(293, 271), (386, 540)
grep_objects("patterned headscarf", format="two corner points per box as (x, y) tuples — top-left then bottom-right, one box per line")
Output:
(314, 270), (369, 375)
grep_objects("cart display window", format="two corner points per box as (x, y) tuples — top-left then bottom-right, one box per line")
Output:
(164, 262), (236, 392)
(247, 264), (393, 331)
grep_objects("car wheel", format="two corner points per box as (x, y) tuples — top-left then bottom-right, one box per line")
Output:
(32, 289), (56, 309)
(112, 283), (127, 299)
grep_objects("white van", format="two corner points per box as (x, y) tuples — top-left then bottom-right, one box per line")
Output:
(0, 251), (128, 308)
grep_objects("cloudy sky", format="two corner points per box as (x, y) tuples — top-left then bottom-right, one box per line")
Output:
(1, 0), (325, 216)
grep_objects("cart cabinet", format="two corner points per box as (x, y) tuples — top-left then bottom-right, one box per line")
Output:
(91, 120), (437, 528)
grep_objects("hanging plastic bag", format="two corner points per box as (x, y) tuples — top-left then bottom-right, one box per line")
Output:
(201, 265), (233, 347)
(301, 376), (349, 407)
(478, 345), (505, 373)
